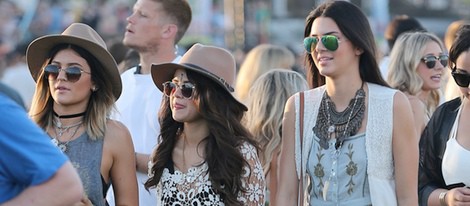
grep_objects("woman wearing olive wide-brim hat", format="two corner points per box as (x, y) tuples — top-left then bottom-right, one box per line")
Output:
(146, 43), (265, 205)
(27, 23), (138, 206)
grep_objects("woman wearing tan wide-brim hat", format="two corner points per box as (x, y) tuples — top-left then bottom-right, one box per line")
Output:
(27, 23), (138, 206)
(145, 43), (265, 205)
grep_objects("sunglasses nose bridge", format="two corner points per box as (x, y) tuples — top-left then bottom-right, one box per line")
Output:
(438, 58), (448, 68)
(165, 83), (185, 98)
(314, 37), (329, 52)
(173, 86), (184, 98)
(56, 68), (68, 80)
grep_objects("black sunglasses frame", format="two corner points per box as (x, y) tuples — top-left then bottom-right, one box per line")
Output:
(162, 81), (196, 99)
(452, 69), (470, 88)
(421, 54), (449, 69)
(304, 35), (340, 53)
(44, 64), (91, 83)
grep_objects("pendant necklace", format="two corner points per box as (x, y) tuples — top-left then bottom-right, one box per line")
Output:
(322, 89), (362, 200)
(313, 84), (365, 149)
(312, 83), (366, 201)
(51, 119), (82, 152)
(51, 111), (85, 152)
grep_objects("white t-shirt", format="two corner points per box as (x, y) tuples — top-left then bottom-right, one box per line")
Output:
(379, 55), (390, 81)
(107, 56), (181, 206)
(0, 63), (36, 109)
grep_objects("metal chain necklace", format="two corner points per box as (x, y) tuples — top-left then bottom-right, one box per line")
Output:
(313, 83), (366, 200)
(313, 84), (365, 149)
(51, 118), (83, 152)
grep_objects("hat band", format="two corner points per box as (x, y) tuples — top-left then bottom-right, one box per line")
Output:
(182, 63), (234, 92)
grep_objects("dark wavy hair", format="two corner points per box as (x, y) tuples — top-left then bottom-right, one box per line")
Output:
(303, 1), (388, 88)
(145, 70), (258, 205)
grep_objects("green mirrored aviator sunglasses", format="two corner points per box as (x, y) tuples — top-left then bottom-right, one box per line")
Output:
(304, 35), (340, 53)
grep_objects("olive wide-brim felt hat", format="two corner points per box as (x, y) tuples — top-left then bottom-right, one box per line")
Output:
(26, 23), (122, 99)
(151, 43), (247, 110)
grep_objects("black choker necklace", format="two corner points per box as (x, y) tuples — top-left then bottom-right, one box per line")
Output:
(53, 111), (86, 119)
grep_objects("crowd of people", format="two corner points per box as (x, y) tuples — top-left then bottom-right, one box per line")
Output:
(1, 0), (470, 205)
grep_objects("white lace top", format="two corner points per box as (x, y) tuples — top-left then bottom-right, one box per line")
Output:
(155, 142), (265, 205)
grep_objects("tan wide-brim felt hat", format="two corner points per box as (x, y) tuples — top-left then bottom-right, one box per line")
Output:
(26, 23), (122, 99)
(151, 43), (247, 110)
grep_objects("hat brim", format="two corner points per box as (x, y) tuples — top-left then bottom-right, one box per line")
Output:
(27, 35), (122, 99)
(151, 62), (247, 110)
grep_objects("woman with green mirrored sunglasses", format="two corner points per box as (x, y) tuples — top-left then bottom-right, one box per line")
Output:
(303, 35), (341, 53)
(275, 1), (419, 206)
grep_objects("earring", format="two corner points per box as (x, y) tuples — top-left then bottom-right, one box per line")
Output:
(92, 87), (98, 92)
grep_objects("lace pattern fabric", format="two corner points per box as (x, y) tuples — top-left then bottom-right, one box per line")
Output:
(156, 142), (265, 205)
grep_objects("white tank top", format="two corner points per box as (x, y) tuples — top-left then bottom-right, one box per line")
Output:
(442, 105), (470, 186)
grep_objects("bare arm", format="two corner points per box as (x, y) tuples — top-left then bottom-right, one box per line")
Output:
(107, 121), (138, 206)
(1, 162), (83, 206)
(135, 152), (150, 173)
(273, 96), (299, 206)
(428, 187), (470, 206)
(392, 92), (419, 205)
(268, 147), (280, 204)
(407, 96), (426, 139)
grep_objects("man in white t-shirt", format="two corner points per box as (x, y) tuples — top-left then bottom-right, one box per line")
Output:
(106, 0), (192, 205)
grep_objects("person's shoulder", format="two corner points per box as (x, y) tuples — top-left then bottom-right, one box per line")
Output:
(237, 141), (260, 162)
(391, 90), (408, 103)
(240, 140), (256, 148)
(368, 83), (395, 92)
(104, 119), (134, 154)
(0, 83), (25, 108)
(301, 86), (325, 98)
(105, 119), (132, 140)
(406, 95), (426, 109)
(436, 97), (461, 112)
(106, 119), (130, 131)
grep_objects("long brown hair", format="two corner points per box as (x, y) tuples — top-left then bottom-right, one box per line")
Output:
(145, 70), (258, 205)
(303, 1), (388, 88)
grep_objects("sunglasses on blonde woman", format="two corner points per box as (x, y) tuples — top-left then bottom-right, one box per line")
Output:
(421, 54), (449, 69)
(452, 69), (470, 87)
(304, 35), (341, 53)
(162, 81), (196, 99)
(44, 64), (91, 83)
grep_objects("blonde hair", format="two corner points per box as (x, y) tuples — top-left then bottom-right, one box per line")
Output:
(387, 31), (445, 115)
(235, 44), (295, 103)
(29, 45), (116, 140)
(244, 69), (308, 175)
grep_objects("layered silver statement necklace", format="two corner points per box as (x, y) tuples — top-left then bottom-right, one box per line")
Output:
(50, 111), (85, 152)
(313, 84), (366, 200)
(313, 84), (366, 150)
